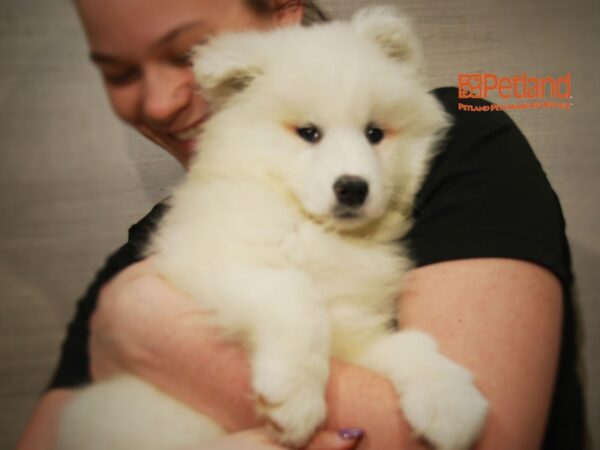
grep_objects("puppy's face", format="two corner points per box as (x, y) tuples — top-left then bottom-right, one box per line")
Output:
(255, 73), (425, 231)
(192, 7), (449, 232)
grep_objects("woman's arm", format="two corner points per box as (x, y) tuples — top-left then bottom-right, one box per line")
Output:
(17, 389), (75, 450)
(88, 259), (426, 448)
(19, 256), (561, 450)
(88, 256), (562, 449)
(400, 258), (562, 450)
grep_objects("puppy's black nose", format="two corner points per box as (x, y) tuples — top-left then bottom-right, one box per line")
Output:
(334, 176), (369, 207)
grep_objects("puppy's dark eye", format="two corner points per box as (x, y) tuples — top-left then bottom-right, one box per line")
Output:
(296, 125), (322, 144)
(365, 125), (385, 144)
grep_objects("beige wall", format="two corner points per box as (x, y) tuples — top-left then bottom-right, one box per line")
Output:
(0, 0), (598, 447)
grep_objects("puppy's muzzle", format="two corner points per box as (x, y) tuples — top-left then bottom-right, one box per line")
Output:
(334, 176), (369, 209)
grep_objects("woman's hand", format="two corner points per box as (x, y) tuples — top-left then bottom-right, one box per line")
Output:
(89, 257), (261, 430)
(91, 268), (367, 450)
(87, 257), (417, 448)
(190, 428), (363, 450)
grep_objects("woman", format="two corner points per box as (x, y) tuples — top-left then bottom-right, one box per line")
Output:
(18, 0), (586, 449)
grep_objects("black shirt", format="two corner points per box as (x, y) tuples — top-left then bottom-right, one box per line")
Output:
(48, 87), (586, 449)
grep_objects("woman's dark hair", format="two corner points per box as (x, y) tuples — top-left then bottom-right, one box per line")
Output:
(245, 0), (329, 24)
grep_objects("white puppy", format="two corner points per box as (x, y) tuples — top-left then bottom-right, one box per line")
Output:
(58, 7), (488, 450)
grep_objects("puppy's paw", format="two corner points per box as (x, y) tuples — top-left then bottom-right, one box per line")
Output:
(252, 364), (327, 448)
(400, 361), (488, 450)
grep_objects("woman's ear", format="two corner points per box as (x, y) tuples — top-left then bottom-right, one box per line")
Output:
(270, 0), (304, 27)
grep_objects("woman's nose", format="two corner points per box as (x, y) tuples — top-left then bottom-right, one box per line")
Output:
(141, 65), (195, 127)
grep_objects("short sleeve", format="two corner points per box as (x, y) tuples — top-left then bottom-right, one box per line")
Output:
(404, 87), (572, 286)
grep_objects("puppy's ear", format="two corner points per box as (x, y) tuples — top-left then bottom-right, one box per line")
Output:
(352, 6), (423, 71)
(191, 32), (264, 106)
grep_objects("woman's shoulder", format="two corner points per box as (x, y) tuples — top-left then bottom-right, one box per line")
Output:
(429, 86), (533, 163)
(431, 86), (514, 135)
(127, 201), (170, 253)
(425, 86), (550, 187)
(410, 86), (571, 285)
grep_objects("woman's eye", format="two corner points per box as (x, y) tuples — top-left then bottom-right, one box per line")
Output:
(365, 124), (385, 144)
(104, 70), (140, 87)
(171, 52), (193, 67)
(296, 125), (322, 144)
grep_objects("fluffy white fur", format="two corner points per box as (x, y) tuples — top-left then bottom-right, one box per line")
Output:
(58, 7), (488, 450)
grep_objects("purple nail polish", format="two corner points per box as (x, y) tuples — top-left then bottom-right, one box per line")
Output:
(338, 427), (364, 440)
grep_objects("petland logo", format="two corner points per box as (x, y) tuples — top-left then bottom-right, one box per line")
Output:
(458, 72), (573, 111)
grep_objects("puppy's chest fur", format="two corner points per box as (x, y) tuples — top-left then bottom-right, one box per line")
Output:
(152, 177), (410, 348)
(278, 218), (408, 309)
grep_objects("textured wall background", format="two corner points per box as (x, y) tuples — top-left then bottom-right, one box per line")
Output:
(0, 0), (598, 447)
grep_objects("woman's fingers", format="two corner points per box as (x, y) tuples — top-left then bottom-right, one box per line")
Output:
(190, 428), (365, 450)
(305, 429), (364, 450)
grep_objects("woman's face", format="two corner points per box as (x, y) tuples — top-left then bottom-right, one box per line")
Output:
(76, 0), (303, 167)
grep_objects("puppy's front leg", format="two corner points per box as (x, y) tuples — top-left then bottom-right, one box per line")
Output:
(241, 268), (330, 448)
(355, 330), (488, 450)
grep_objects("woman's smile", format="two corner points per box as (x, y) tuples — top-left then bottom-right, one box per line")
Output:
(74, 0), (300, 167)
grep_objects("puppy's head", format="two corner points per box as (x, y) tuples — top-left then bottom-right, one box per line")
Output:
(191, 7), (450, 238)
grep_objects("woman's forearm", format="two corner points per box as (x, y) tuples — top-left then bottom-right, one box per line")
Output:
(17, 389), (75, 450)
(91, 265), (426, 448)
(139, 343), (427, 449)
(118, 259), (561, 450)
(399, 259), (563, 450)
(93, 258), (560, 449)
(118, 307), (423, 448)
